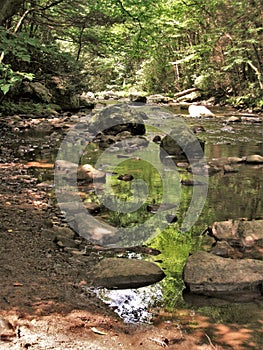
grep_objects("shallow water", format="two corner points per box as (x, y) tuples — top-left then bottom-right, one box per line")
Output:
(85, 105), (262, 348)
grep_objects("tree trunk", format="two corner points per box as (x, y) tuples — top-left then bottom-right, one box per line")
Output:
(0, 0), (24, 26)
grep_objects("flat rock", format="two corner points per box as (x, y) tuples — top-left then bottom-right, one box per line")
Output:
(90, 258), (165, 289)
(244, 154), (263, 164)
(183, 251), (263, 296)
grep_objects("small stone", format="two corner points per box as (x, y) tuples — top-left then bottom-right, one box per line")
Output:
(226, 116), (241, 123)
(117, 174), (134, 181)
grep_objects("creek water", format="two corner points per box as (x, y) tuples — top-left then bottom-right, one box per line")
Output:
(87, 107), (262, 347)
(18, 104), (263, 348)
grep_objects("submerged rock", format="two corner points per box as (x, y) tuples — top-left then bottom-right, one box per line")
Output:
(90, 258), (165, 289)
(183, 251), (263, 296)
(117, 174), (134, 181)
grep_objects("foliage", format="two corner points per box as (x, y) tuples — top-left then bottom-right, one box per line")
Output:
(0, 0), (262, 108)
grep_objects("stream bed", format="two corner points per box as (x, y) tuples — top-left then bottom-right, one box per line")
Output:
(3, 103), (262, 348)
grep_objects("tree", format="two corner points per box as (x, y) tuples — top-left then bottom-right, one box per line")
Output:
(0, 0), (24, 26)
(0, 0), (262, 107)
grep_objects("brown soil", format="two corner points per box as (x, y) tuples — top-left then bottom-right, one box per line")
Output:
(0, 115), (261, 350)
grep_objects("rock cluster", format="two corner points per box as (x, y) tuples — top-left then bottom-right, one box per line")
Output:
(183, 220), (263, 300)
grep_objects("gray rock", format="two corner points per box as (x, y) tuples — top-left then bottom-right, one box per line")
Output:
(160, 123), (205, 161)
(90, 258), (165, 289)
(22, 81), (52, 103)
(88, 104), (146, 136)
(74, 212), (117, 244)
(183, 251), (263, 295)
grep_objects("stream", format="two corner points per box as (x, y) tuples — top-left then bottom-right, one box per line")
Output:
(4, 103), (262, 348)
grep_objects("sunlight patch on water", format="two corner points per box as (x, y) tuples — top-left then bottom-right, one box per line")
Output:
(93, 283), (163, 323)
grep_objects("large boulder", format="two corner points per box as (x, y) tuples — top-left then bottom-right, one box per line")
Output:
(22, 81), (52, 103)
(183, 251), (263, 296)
(87, 104), (146, 136)
(90, 258), (165, 289)
(48, 75), (90, 111)
(160, 126), (205, 161)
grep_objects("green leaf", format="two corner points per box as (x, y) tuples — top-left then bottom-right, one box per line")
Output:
(1, 84), (11, 95)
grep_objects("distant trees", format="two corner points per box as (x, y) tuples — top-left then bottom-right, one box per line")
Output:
(0, 0), (262, 108)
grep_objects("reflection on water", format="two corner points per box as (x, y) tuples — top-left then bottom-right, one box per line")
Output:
(85, 108), (262, 348)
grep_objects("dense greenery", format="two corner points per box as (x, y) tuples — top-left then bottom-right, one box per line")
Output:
(0, 0), (262, 108)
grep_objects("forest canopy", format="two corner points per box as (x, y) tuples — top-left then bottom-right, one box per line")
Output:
(0, 0), (262, 109)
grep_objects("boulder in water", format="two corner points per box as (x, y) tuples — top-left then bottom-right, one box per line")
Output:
(183, 251), (263, 296)
(188, 104), (215, 118)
